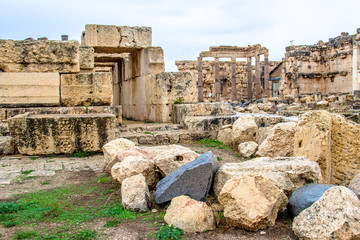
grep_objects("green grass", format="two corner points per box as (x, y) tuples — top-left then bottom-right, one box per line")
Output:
(21, 170), (35, 175)
(154, 224), (183, 240)
(40, 181), (50, 185)
(103, 219), (121, 228)
(196, 139), (230, 150)
(217, 157), (222, 161)
(96, 174), (112, 183)
(144, 131), (155, 136)
(0, 181), (143, 239)
(29, 157), (38, 161)
(72, 151), (93, 158)
(173, 97), (184, 104)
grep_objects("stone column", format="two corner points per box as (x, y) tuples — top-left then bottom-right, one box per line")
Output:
(197, 57), (204, 102)
(247, 57), (253, 101)
(231, 57), (237, 101)
(255, 54), (261, 99)
(215, 57), (221, 102)
(264, 53), (270, 98)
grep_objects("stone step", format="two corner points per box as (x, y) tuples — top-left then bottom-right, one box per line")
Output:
(117, 129), (215, 145)
(119, 123), (184, 133)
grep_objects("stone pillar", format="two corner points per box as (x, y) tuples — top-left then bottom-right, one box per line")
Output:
(255, 54), (261, 99)
(264, 53), (270, 98)
(247, 57), (253, 101)
(231, 57), (237, 101)
(197, 57), (204, 102)
(352, 42), (359, 94)
(215, 57), (221, 102)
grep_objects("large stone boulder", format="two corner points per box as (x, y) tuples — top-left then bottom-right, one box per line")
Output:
(231, 114), (258, 146)
(121, 174), (150, 212)
(256, 122), (296, 157)
(111, 154), (157, 188)
(214, 156), (322, 197)
(218, 174), (288, 231)
(238, 141), (258, 158)
(164, 195), (215, 233)
(294, 110), (360, 185)
(348, 172), (360, 198)
(288, 183), (336, 217)
(141, 145), (199, 177)
(153, 151), (219, 204)
(105, 147), (152, 173)
(255, 126), (272, 145)
(0, 136), (16, 155)
(217, 125), (232, 146)
(293, 186), (360, 240)
(103, 138), (136, 165)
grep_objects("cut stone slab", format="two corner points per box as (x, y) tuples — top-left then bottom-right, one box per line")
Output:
(214, 156), (322, 197)
(293, 186), (360, 240)
(164, 195), (215, 233)
(0, 136), (16, 155)
(121, 174), (150, 212)
(288, 183), (336, 217)
(141, 145), (199, 177)
(153, 151), (219, 204)
(219, 174), (288, 231)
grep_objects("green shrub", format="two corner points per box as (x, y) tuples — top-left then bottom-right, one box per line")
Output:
(173, 97), (184, 104)
(155, 225), (183, 240)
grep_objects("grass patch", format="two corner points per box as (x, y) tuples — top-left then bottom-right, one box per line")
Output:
(196, 139), (230, 150)
(144, 131), (155, 136)
(40, 181), (50, 185)
(154, 224), (183, 240)
(13, 230), (38, 239)
(20, 170), (35, 175)
(173, 97), (184, 104)
(217, 157), (222, 161)
(72, 150), (93, 158)
(29, 157), (38, 161)
(103, 219), (121, 228)
(97, 174), (112, 183)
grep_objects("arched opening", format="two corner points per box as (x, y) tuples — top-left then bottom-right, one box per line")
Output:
(220, 76), (230, 97)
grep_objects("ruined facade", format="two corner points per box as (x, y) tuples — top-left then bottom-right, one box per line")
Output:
(281, 29), (360, 98)
(176, 45), (280, 102)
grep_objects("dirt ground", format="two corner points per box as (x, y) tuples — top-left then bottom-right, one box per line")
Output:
(0, 142), (298, 240)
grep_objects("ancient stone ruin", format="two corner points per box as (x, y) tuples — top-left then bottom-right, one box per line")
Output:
(1, 24), (360, 240)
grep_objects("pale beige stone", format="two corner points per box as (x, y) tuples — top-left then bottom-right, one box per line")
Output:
(256, 127), (272, 145)
(293, 186), (360, 240)
(294, 110), (360, 185)
(256, 122), (296, 157)
(79, 46), (94, 70)
(0, 39), (79, 73)
(102, 138), (136, 166)
(218, 174), (288, 231)
(214, 156), (322, 197)
(121, 174), (150, 212)
(217, 127), (233, 146)
(231, 114), (258, 146)
(300, 95), (313, 103)
(164, 195), (215, 233)
(348, 172), (360, 198)
(60, 72), (112, 106)
(247, 104), (260, 113)
(111, 155), (157, 188)
(238, 141), (258, 158)
(0, 72), (60, 106)
(141, 145), (199, 177)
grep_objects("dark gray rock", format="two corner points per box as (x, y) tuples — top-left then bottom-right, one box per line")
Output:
(288, 183), (335, 217)
(153, 151), (219, 204)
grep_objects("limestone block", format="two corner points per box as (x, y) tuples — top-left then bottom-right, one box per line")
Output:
(111, 154), (157, 188)
(348, 173), (360, 198)
(217, 126), (233, 146)
(79, 47), (94, 70)
(218, 175), (288, 231)
(294, 110), (360, 185)
(141, 145), (199, 177)
(255, 126), (272, 145)
(164, 195), (215, 233)
(214, 156), (322, 197)
(293, 186), (360, 240)
(102, 138), (136, 169)
(231, 114), (258, 146)
(121, 174), (150, 212)
(238, 141), (258, 158)
(83, 25), (151, 49)
(256, 122), (296, 157)
(144, 47), (164, 75)
(0, 72), (60, 107)
(0, 136), (16, 155)
(8, 113), (116, 155)
(60, 72), (112, 106)
(0, 39), (79, 73)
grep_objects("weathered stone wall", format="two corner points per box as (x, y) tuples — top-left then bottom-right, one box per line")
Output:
(0, 39), (80, 73)
(0, 72), (60, 107)
(176, 60), (279, 101)
(8, 113), (117, 155)
(60, 72), (112, 106)
(282, 30), (360, 96)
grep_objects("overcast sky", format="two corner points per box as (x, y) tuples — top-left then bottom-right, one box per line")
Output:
(1, 0), (359, 71)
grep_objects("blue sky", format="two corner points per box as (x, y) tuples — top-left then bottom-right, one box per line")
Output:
(1, 0), (359, 71)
